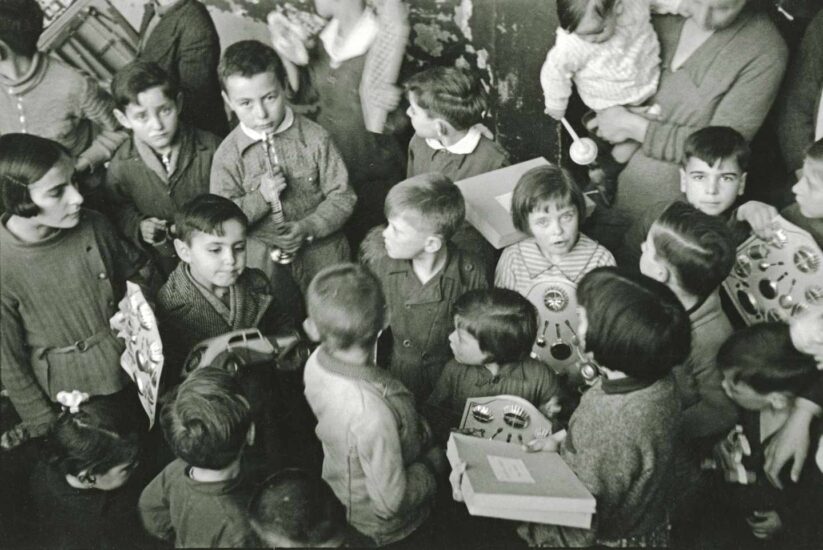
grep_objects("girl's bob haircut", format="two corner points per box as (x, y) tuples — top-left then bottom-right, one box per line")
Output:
(510, 165), (586, 234)
(0, 133), (72, 218)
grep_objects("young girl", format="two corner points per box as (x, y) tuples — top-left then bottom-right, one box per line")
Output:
(0, 133), (144, 441)
(424, 288), (561, 443)
(30, 391), (151, 549)
(494, 165), (614, 375)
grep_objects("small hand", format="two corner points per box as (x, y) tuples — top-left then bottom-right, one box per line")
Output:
(764, 405), (814, 488)
(139, 217), (168, 244)
(737, 201), (779, 239)
(260, 167), (288, 203)
(75, 156), (92, 173)
(449, 461), (467, 502)
(272, 222), (307, 253)
(586, 106), (647, 144)
(544, 107), (566, 121)
(746, 510), (783, 539)
(523, 434), (561, 453)
(539, 396), (563, 420)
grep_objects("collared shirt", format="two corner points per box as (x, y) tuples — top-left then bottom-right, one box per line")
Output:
(320, 9), (379, 69)
(133, 135), (181, 183)
(238, 107), (295, 142)
(406, 131), (509, 181)
(424, 124), (490, 155)
(183, 265), (236, 326)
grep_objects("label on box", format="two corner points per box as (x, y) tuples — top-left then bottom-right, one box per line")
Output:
(487, 455), (535, 484)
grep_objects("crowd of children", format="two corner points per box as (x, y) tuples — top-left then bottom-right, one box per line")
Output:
(1, 0), (822, 548)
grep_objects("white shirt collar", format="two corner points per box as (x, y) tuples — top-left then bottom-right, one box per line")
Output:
(320, 9), (379, 69)
(239, 107), (295, 142)
(425, 124), (490, 155)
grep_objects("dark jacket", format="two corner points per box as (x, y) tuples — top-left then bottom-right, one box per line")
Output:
(138, 0), (228, 136)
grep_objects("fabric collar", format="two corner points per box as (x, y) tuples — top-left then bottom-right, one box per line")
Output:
(474, 362), (527, 386)
(239, 106), (295, 142)
(184, 265), (236, 326)
(152, 0), (185, 17)
(133, 132), (181, 183)
(0, 53), (47, 94)
(424, 124), (491, 155)
(316, 346), (399, 387)
(320, 9), (379, 68)
(517, 235), (599, 283)
(601, 375), (655, 394)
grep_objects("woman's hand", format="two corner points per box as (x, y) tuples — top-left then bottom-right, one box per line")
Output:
(586, 106), (650, 144)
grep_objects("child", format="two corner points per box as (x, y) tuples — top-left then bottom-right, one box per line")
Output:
(424, 288), (560, 443)
(360, 173), (489, 402)
(0, 134), (143, 440)
(136, 0), (228, 137)
(714, 323), (820, 546)
(0, 0), (125, 183)
(540, 0), (684, 201)
(210, 40), (356, 292)
(495, 164), (614, 301)
(107, 60), (222, 277)
(30, 391), (151, 549)
(139, 366), (259, 548)
(302, 263), (444, 546)
(783, 137), (823, 245)
(247, 468), (347, 548)
(620, 126), (782, 268)
(515, 267), (691, 546)
(405, 67), (508, 180)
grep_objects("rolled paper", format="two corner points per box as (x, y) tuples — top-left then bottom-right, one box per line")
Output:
(570, 138), (598, 166)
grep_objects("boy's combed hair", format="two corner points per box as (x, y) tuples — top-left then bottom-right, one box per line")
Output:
(175, 194), (249, 244)
(806, 137), (823, 163)
(578, 266), (691, 381)
(404, 67), (487, 131)
(307, 263), (386, 351)
(218, 40), (287, 91)
(44, 396), (140, 479)
(248, 468), (346, 547)
(682, 126), (750, 172)
(111, 60), (180, 112)
(384, 173), (465, 240)
(161, 366), (252, 470)
(557, 0), (616, 32)
(0, 133), (71, 218)
(454, 288), (538, 365)
(651, 201), (735, 300)
(511, 165), (586, 233)
(0, 0), (44, 57)
(718, 322), (818, 395)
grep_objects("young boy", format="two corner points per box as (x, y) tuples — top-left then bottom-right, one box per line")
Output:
(136, 0), (228, 137)
(715, 323), (820, 546)
(247, 468), (347, 548)
(107, 60), (221, 277)
(783, 138), (823, 245)
(0, 0), (126, 184)
(138, 366), (259, 547)
(405, 67), (509, 181)
(620, 126), (781, 268)
(302, 264), (444, 546)
(360, 173), (489, 402)
(210, 40), (356, 292)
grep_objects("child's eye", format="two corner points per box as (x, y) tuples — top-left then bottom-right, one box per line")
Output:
(692, 175), (704, 182)
(721, 175), (737, 183)
(161, 106), (173, 115)
(135, 113), (147, 121)
(234, 244), (246, 252)
(561, 213), (574, 222)
(207, 248), (220, 254)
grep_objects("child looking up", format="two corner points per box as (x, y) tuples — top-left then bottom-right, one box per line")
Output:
(783, 137), (823, 245)
(515, 267), (691, 546)
(107, 60), (222, 277)
(0, 0), (125, 180)
(404, 67), (508, 180)
(30, 391), (150, 549)
(715, 323), (820, 545)
(360, 173), (489, 402)
(139, 367), (259, 548)
(0, 134), (143, 440)
(211, 40), (356, 292)
(425, 288), (560, 443)
(302, 264), (444, 546)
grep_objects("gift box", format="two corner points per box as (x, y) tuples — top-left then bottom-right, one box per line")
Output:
(446, 432), (595, 528)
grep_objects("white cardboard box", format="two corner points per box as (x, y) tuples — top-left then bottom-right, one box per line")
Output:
(447, 433), (596, 528)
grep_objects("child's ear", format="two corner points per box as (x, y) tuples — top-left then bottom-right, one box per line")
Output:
(303, 318), (321, 343)
(649, 261), (670, 285)
(679, 168), (687, 193)
(435, 120), (449, 139)
(766, 392), (790, 410)
(221, 91), (233, 111)
(113, 109), (133, 130)
(424, 234), (444, 254)
(173, 238), (192, 264)
(738, 173), (747, 196)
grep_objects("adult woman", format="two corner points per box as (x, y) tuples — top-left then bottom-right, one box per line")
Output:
(588, 0), (787, 219)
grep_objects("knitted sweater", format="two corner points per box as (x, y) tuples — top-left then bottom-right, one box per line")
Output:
(615, 10), (787, 217)
(0, 54), (126, 168)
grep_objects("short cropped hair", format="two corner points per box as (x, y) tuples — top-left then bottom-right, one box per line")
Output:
(0, 134), (71, 217)
(718, 322), (818, 395)
(111, 60), (180, 112)
(404, 67), (487, 131)
(161, 367), (252, 470)
(175, 194), (249, 244)
(0, 0), (43, 57)
(806, 137), (823, 164)
(577, 267), (691, 381)
(249, 469), (346, 547)
(557, 0), (616, 32)
(682, 126), (750, 172)
(307, 263), (386, 351)
(384, 173), (465, 240)
(454, 288), (538, 365)
(651, 202), (735, 300)
(218, 40), (287, 92)
(511, 165), (586, 233)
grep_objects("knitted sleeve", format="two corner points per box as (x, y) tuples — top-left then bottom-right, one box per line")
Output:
(540, 31), (586, 119)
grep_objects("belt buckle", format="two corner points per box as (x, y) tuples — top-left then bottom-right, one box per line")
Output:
(74, 340), (87, 352)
